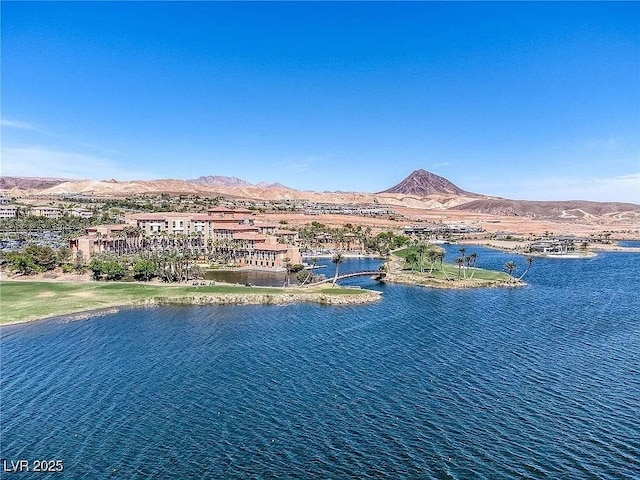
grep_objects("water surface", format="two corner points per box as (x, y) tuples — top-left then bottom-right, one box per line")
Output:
(1, 251), (638, 478)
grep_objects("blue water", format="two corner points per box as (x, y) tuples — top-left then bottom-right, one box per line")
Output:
(619, 240), (640, 248)
(1, 249), (639, 479)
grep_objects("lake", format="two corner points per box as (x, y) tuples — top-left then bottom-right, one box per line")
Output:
(1, 247), (638, 478)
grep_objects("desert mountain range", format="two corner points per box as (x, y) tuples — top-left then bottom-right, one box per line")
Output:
(1, 170), (638, 221)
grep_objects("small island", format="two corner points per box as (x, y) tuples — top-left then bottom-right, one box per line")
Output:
(384, 244), (528, 289)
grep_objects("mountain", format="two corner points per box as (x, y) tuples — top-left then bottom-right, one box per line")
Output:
(3, 172), (637, 222)
(0, 176), (72, 190)
(188, 175), (252, 187)
(255, 181), (293, 190)
(451, 198), (640, 220)
(380, 169), (475, 196)
(190, 176), (293, 190)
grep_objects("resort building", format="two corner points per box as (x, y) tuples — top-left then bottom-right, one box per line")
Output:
(70, 224), (141, 260)
(0, 205), (19, 219)
(30, 206), (63, 219)
(70, 208), (301, 270)
(69, 207), (94, 218)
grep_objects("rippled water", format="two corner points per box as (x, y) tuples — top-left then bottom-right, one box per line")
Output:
(1, 248), (639, 478)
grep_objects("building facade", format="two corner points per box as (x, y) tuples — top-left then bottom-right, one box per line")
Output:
(0, 205), (19, 219)
(70, 208), (301, 270)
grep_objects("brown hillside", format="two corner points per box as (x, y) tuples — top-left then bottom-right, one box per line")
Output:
(380, 169), (476, 197)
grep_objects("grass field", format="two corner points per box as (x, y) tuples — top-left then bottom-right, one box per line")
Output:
(393, 247), (511, 283)
(0, 281), (370, 325)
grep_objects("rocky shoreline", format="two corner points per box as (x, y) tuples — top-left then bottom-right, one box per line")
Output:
(384, 272), (524, 289)
(0, 283), (383, 327)
(132, 290), (383, 307)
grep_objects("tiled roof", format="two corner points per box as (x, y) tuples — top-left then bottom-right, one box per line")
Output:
(254, 244), (290, 252)
(233, 233), (268, 241)
(214, 224), (260, 232)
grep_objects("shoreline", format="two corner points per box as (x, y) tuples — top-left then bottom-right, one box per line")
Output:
(384, 272), (525, 289)
(457, 239), (640, 256)
(0, 279), (382, 327)
(385, 251), (522, 289)
(302, 253), (386, 259)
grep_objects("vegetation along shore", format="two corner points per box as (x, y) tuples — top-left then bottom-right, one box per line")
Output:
(0, 280), (381, 326)
(386, 244), (531, 288)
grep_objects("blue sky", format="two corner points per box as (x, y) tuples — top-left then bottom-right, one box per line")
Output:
(1, 1), (639, 203)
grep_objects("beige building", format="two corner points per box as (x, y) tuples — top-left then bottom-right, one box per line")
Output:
(69, 207), (93, 218)
(71, 208), (301, 269)
(0, 205), (19, 219)
(70, 224), (141, 260)
(30, 206), (62, 219)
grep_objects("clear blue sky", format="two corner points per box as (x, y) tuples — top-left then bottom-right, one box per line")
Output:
(2, 1), (639, 203)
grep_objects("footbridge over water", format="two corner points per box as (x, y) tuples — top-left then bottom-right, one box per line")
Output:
(306, 270), (386, 286)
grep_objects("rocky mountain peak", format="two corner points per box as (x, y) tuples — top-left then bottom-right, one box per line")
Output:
(380, 169), (472, 196)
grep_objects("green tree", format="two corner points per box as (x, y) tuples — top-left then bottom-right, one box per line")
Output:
(517, 257), (534, 281)
(283, 256), (292, 286)
(458, 248), (467, 278)
(468, 252), (478, 279)
(25, 245), (57, 271)
(331, 252), (345, 287)
(416, 243), (427, 273)
(88, 258), (104, 280)
(427, 250), (438, 274)
(405, 252), (419, 272)
(57, 246), (72, 265)
(505, 261), (517, 282)
(102, 260), (125, 280)
(456, 257), (464, 280)
(133, 259), (157, 281)
(11, 254), (41, 275)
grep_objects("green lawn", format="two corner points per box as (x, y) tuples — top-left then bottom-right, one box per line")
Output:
(394, 245), (442, 259)
(393, 247), (511, 283)
(0, 281), (366, 325)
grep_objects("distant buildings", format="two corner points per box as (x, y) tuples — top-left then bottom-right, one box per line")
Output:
(30, 206), (63, 219)
(0, 205), (19, 219)
(403, 224), (484, 236)
(305, 204), (396, 216)
(70, 207), (302, 270)
(0, 204), (95, 220)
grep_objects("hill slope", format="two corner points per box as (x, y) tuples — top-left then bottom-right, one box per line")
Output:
(380, 169), (475, 197)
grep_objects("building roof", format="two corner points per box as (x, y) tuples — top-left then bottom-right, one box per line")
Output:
(253, 222), (280, 228)
(191, 214), (215, 221)
(214, 224), (260, 232)
(87, 224), (127, 230)
(232, 233), (268, 241)
(254, 244), (290, 252)
(130, 212), (192, 220)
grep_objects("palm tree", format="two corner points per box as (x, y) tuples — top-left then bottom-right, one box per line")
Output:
(283, 256), (292, 286)
(456, 257), (464, 280)
(458, 248), (467, 278)
(416, 243), (427, 273)
(405, 252), (419, 272)
(468, 252), (478, 279)
(517, 257), (534, 281)
(427, 250), (437, 274)
(438, 251), (450, 280)
(331, 252), (344, 287)
(505, 261), (517, 282)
